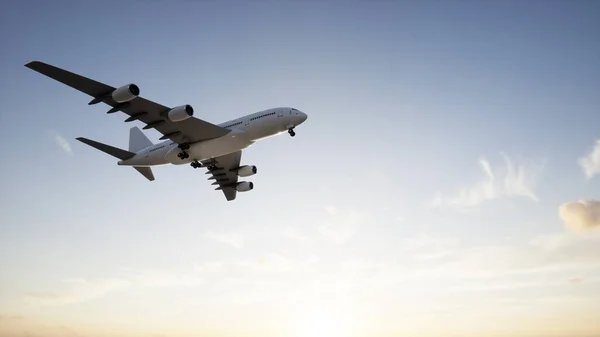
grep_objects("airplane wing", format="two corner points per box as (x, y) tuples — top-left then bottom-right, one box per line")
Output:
(25, 61), (230, 143)
(202, 151), (243, 201)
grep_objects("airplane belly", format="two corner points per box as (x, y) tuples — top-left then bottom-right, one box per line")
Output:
(164, 129), (252, 165)
(248, 121), (284, 141)
(119, 148), (170, 167)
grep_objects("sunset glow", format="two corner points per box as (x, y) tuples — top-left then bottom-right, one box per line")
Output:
(1, 1), (600, 337)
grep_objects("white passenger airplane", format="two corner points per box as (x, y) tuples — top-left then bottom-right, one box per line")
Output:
(25, 61), (308, 201)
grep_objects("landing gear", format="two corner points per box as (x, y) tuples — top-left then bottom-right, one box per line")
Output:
(177, 142), (190, 160)
(206, 158), (217, 171)
(288, 128), (296, 137)
(191, 160), (201, 169)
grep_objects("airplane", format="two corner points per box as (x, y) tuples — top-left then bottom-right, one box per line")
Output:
(25, 61), (308, 201)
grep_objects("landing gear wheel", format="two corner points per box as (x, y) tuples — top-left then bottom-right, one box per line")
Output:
(191, 160), (201, 169)
(288, 128), (296, 137)
(206, 158), (218, 171)
(178, 143), (190, 150)
(177, 152), (190, 160)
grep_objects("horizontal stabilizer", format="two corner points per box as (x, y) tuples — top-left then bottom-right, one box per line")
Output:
(133, 167), (155, 181)
(76, 137), (135, 160)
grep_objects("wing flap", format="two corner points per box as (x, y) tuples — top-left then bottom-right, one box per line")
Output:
(202, 151), (242, 201)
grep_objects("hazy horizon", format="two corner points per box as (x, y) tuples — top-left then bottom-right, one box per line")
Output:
(1, 1), (600, 337)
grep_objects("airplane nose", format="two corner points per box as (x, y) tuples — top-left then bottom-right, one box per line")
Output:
(300, 112), (308, 123)
(290, 108), (308, 125)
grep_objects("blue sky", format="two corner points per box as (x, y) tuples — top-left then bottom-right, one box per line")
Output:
(1, 1), (600, 337)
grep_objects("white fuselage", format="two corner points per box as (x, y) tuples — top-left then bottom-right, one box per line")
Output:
(118, 107), (307, 167)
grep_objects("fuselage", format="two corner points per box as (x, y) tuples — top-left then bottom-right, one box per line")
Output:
(118, 107), (307, 167)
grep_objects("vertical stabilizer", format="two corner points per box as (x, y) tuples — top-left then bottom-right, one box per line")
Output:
(129, 127), (153, 152)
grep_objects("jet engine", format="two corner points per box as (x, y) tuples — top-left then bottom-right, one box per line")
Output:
(236, 165), (257, 177)
(236, 181), (254, 192)
(112, 84), (140, 103)
(166, 105), (194, 122)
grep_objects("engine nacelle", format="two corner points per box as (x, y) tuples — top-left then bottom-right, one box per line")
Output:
(111, 84), (139, 103)
(235, 181), (254, 192)
(236, 165), (257, 177)
(167, 105), (194, 122)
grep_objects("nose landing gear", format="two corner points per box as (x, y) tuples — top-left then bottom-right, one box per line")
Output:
(288, 128), (296, 137)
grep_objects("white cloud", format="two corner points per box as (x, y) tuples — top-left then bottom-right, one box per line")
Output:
(579, 140), (600, 180)
(48, 130), (72, 155)
(194, 231), (600, 309)
(339, 258), (388, 271)
(254, 253), (295, 273)
(121, 267), (204, 287)
(205, 231), (244, 249)
(24, 267), (207, 307)
(559, 200), (600, 232)
(25, 278), (130, 307)
(432, 153), (543, 210)
(318, 205), (362, 244)
(401, 233), (460, 260)
(440, 232), (600, 279)
(0, 315), (81, 337)
(25, 230), (598, 312)
(283, 226), (312, 243)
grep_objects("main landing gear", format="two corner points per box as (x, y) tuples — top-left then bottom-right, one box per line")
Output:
(288, 128), (296, 137)
(177, 143), (190, 160)
(190, 160), (201, 169)
(205, 158), (218, 171)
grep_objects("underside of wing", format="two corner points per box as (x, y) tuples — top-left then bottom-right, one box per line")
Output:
(202, 151), (254, 201)
(25, 61), (230, 143)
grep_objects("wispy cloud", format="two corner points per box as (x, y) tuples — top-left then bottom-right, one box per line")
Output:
(579, 140), (600, 180)
(432, 153), (543, 210)
(48, 130), (72, 155)
(254, 253), (295, 273)
(205, 231), (244, 249)
(559, 200), (600, 233)
(121, 267), (204, 287)
(401, 233), (460, 260)
(0, 315), (81, 337)
(202, 232), (600, 308)
(24, 267), (207, 307)
(25, 230), (600, 311)
(318, 205), (362, 244)
(283, 226), (312, 243)
(363, 231), (600, 293)
(25, 278), (129, 307)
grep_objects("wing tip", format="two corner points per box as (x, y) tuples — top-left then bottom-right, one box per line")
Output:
(24, 61), (42, 69)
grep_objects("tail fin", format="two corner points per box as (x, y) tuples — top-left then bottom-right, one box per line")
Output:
(76, 137), (155, 182)
(129, 127), (153, 152)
